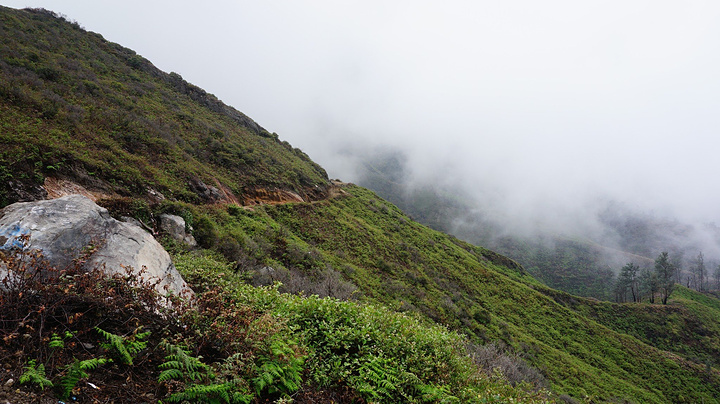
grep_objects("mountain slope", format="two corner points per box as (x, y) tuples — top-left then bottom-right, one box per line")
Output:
(2, 6), (720, 403)
(0, 6), (328, 207)
(541, 285), (720, 367)
(253, 185), (720, 401)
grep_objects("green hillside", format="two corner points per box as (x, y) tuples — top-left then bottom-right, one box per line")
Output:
(230, 185), (720, 401)
(0, 6), (328, 207)
(555, 285), (720, 366)
(2, 6), (720, 403)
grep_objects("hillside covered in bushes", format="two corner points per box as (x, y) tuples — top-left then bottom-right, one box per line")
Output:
(2, 6), (720, 403)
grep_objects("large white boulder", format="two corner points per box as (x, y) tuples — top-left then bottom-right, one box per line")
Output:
(0, 195), (192, 298)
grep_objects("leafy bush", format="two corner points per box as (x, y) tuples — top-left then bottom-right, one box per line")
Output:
(276, 293), (478, 402)
(194, 215), (220, 248)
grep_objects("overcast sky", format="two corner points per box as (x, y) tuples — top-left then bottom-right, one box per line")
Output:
(4, 1), (720, 227)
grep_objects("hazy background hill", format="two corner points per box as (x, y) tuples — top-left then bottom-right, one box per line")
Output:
(349, 145), (720, 300)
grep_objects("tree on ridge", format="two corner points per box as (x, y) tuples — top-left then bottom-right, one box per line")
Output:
(655, 252), (676, 305)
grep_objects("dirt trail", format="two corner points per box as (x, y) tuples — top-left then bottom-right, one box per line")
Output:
(41, 176), (348, 207)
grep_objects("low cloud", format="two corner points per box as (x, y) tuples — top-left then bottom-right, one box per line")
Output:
(6, 1), (720, 263)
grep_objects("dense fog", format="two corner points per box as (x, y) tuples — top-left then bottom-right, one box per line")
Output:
(4, 1), (720, 264)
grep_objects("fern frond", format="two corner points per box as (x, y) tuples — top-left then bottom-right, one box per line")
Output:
(49, 333), (64, 349)
(19, 360), (53, 390)
(349, 355), (413, 401)
(58, 357), (110, 399)
(416, 383), (458, 402)
(251, 340), (304, 396)
(168, 380), (253, 404)
(157, 341), (255, 403)
(78, 357), (111, 371)
(158, 368), (184, 382)
(95, 326), (149, 365)
(158, 340), (211, 382)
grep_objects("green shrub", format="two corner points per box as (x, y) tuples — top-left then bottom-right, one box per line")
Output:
(158, 341), (211, 383)
(194, 215), (220, 248)
(276, 294), (477, 402)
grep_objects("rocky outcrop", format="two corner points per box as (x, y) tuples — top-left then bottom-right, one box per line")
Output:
(189, 178), (240, 204)
(43, 177), (111, 201)
(0, 195), (191, 298)
(5, 178), (47, 203)
(159, 214), (197, 247)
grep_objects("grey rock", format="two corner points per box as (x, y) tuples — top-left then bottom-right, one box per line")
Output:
(0, 195), (192, 298)
(146, 187), (166, 202)
(188, 178), (224, 203)
(121, 216), (154, 234)
(6, 179), (47, 203)
(159, 213), (197, 247)
(121, 215), (145, 229)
